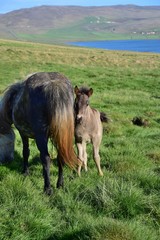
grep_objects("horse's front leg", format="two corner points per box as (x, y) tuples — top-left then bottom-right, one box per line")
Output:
(56, 153), (64, 188)
(20, 133), (30, 176)
(35, 134), (52, 195)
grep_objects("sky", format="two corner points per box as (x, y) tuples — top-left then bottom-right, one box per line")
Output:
(0, 0), (160, 13)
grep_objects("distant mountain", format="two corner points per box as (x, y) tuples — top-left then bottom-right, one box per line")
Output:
(0, 5), (160, 43)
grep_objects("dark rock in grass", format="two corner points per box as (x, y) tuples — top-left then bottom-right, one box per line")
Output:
(132, 116), (149, 127)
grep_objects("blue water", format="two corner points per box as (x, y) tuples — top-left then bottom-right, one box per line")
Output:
(69, 39), (160, 54)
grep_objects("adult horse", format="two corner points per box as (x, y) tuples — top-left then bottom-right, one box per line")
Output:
(74, 86), (108, 176)
(0, 72), (79, 195)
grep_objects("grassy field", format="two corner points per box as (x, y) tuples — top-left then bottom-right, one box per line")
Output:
(0, 39), (160, 240)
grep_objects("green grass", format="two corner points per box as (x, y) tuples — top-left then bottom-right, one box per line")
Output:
(17, 29), (160, 44)
(0, 39), (160, 240)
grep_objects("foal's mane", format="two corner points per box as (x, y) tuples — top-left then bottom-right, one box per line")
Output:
(78, 87), (91, 95)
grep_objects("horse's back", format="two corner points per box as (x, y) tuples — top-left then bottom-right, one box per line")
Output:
(12, 72), (74, 138)
(25, 72), (74, 106)
(25, 72), (72, 88)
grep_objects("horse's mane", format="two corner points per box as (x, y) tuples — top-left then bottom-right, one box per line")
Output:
(0, 81), (24, 125)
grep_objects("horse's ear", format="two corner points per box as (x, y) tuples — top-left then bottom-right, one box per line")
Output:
(74, 86), (79, 95)
(88, 88), (93, 97)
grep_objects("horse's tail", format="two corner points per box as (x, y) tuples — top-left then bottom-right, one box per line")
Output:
(100, 112), (109, 123)
(46, 78), (79, 169)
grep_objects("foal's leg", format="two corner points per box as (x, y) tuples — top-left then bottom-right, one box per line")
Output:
(56, 153), (64, 188)
(35, 134), (52, 195)
(20, 133), (30, 175)
(82, 142), (88, 172)
(76, 143), (83, 176)
(77, 142), (87, 175)
(92, 138), (103, 176)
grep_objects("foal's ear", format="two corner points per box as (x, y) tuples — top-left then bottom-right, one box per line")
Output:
(74, 86), (79, 95)
(88, 88), (93, 97)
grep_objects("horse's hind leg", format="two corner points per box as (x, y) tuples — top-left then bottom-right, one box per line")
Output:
(35, 134), (52, 195)
(56, 153), (64, 188)
(92, 139), (103, 176)
(20, 134), (30, 175)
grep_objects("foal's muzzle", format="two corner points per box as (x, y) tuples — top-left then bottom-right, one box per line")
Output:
(76, 115), (82, 124)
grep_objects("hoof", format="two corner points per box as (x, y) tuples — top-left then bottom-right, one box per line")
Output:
(22, 169), (29, 176)
(44, 187), (53, 196)
(99, 172), (104, 176)
(56, 182), (64, 189)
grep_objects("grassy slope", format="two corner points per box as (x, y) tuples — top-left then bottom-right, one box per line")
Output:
(16, 16), (160, 43)
(0, 39), (160, 240)
(17, 30), (160, 44)
(16, 16), (127, 43)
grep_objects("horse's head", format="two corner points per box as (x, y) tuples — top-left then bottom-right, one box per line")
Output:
(0, 128), (15, 164)
(0, 82), (22, 164)
(74, 86), (93, 124)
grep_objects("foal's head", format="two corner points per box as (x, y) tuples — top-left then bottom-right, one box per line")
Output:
(74, 86), (93, 124)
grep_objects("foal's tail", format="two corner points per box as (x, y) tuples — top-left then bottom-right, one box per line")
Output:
(100, 112), (109, 123)
(47, 80), (80, 169)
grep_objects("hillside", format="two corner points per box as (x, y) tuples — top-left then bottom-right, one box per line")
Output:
(0, 5), (160, 43)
